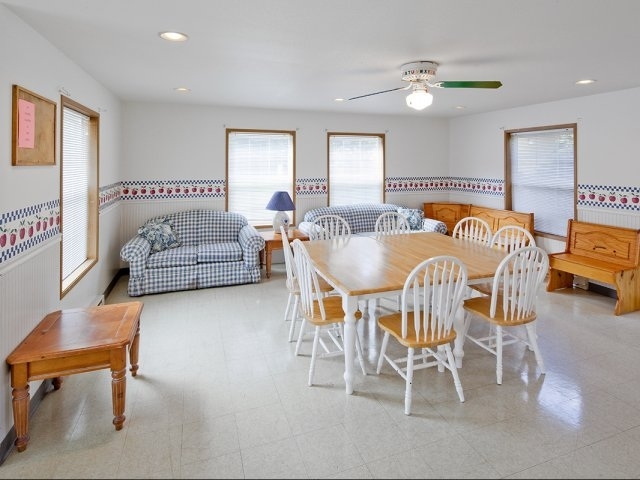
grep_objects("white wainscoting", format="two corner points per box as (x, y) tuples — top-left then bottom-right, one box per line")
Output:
(0, 238), (60, 443)
(578, 207), (640, 229)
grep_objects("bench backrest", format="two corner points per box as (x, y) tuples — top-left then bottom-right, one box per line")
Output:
(423, 202), (470, 235)
(469, 206), (534, 234)
(565, 219), (640, 268)
(423, 202), (534, 236)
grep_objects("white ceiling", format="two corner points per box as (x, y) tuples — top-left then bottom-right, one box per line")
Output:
(5, 0), (640, 118)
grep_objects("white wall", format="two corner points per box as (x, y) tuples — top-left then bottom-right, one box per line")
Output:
(121, 102), (450, 184)
(0, 5), (123, 450)
(449, 87), (640, 185)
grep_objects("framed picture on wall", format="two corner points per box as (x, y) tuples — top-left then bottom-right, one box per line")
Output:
(11, 84), (57, 166)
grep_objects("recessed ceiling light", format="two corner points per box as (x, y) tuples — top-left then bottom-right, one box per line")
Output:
(334, 98), (345, 102)
(159, 31), (189, 42)
(455, 105), (466, 110)
(174, 87), (191, 93)
(575, 79), (596, 85)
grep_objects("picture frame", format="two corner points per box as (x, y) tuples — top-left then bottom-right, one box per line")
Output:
(12, 84), (57, 166)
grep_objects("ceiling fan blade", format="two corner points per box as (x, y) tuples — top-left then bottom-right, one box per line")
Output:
(348, 85), (411, 101)
(432, 80), (502, 89)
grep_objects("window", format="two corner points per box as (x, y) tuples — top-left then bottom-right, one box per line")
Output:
(60, 96), (99, 297)
(328, 133), (385, 205)
(506, 125), (576, 237)
(226, 129), (295, 225)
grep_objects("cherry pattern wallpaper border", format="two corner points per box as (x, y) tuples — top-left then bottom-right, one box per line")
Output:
(1, 177), (638, 266)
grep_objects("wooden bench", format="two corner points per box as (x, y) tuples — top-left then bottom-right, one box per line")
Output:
(423, 202), (534, 236)
(546, 219), (640, 316)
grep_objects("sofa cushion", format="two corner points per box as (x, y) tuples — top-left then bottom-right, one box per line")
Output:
(197, 242), (243, 263)
(397, 207), (424, 231)
(146, 245), (197, 268)
(138, 218), (182, 252)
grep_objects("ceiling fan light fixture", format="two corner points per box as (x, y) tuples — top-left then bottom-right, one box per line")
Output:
(406, 88), (433, 110)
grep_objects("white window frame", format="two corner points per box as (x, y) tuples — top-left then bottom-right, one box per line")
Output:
(60, 96), (99, 297)
(327, 132), (385, 205)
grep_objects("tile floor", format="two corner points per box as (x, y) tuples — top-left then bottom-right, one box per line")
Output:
(2, 265), (640, 478)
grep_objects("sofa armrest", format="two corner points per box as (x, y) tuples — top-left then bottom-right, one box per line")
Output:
(120, 236), (151, 277)
(238, 224), (266, 268)
(421, 218), (448, 235)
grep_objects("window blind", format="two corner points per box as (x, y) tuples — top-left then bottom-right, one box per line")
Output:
(227, 131), (294, 225)
(329, 135), (384, 205)
(510, 128), (575, 236)
(62, 106), (90, 280)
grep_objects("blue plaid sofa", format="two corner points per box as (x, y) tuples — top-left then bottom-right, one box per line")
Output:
(120, 210), (265, 296)
(298, 203), (447, 236)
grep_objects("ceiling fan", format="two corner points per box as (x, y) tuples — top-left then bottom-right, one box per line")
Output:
(348, 61), (502, 110)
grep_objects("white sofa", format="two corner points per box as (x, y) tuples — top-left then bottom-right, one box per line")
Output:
(298, 203), (447, 237)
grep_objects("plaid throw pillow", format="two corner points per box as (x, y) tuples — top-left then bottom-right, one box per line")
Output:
(138, 218), (182, 252)
(397, 208), (424, 231)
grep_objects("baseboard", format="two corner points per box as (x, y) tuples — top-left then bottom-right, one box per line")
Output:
(103, 268), (129, 300)
(0, 379), (52, 465)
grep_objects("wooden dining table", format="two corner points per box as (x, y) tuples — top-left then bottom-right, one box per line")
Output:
(303, 232), (508, 395)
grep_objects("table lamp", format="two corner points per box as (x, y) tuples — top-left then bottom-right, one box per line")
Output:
(266, 191), (295, 233)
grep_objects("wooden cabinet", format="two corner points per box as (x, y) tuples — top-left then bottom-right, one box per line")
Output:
(423, 202), (471, 235)
(423, 202), (534, 236)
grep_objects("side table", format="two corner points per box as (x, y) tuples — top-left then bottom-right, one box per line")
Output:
(5, 301), (144, 452)
(259, 228), (309, 278)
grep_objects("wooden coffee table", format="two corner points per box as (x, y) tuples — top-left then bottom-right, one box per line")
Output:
(5, 301), (144, 452)
(259, 228), (309, 278)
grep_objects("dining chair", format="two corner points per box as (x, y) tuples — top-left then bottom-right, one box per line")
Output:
(280, 226), (334, 342)
(291, 239), (367, 386)
(308, 214), (351, 241)
(376, 255), (469, 415)
(374, 212), (411, 311)
(471, 225), (536, 297)
(490, 225), (535, 252)
(462, 246), (549, 385)
(374, 211), (411, 238)
(451, 216), (492, 245)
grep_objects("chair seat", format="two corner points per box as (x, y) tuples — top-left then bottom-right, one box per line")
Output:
(469, 281), (493, 296)
(305, 295), (362, 327)
(463, 295), (537, 327)
(378, 312), (457, 348)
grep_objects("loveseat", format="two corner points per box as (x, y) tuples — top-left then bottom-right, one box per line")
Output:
(298, 203), (447, 236)
(120, 209), (265, 296)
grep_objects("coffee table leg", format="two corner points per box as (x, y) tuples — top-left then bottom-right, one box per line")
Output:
(266, 244), (273, 278)
(110, 348), (127, 431)
(129, 322), (141, 377)
(10, 365), (30, 452)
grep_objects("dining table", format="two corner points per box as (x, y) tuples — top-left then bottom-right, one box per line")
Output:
(303, 231), (508, 395)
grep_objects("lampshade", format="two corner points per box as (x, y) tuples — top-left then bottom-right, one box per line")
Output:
(266, 191), (295, 232)
(266, 191), (295, 211)
(406, 88), (433, 111)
